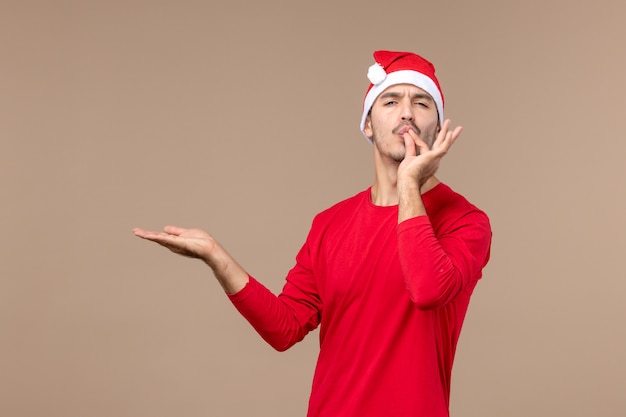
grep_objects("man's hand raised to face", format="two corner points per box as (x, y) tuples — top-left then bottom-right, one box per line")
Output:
(397, 119), (463, 191)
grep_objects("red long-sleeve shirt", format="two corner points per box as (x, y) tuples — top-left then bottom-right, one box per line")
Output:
(229, 183), (492, 416)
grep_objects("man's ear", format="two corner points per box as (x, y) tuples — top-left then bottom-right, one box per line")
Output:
(363, 114), (373, 137)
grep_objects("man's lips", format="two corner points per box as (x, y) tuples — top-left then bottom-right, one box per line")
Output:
(396, 126), (414, 135)
(394, 124), (419, 136)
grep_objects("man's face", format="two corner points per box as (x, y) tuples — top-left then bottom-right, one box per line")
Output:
(363, 83), (440, 163)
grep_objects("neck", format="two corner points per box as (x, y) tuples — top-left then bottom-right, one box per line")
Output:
(371, 165), (399, 206)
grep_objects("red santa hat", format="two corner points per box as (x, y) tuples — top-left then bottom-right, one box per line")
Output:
(360, 50), (445, 141)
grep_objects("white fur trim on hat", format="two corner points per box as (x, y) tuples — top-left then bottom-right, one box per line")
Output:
(360, 70), (444, 142)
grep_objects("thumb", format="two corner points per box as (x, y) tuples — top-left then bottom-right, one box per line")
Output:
(163, 225), (187, 236)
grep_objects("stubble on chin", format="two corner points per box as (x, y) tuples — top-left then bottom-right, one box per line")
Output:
(390, 147), (406, 163)
(372, 133), (408, 163)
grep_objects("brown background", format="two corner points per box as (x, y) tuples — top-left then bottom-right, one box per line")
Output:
(1, 0), (625, 416)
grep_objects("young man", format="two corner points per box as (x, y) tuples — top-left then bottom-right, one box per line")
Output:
(133, 50), (492, 417)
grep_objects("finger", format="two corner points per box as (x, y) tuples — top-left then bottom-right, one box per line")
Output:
(441, 125), (463, 152)
(144, 233), (188, 251)
(133, 230), (169, 242)
(133, 228), (156, 238)
(150, 233), (202, 258)
(450, 125), (463, 142)
(433, 119), (451, 149)
(436, 121), (464, 154)
(133, 227), (178, 243)
(403, 133), (417, 157)
(405, 129), (430, 155)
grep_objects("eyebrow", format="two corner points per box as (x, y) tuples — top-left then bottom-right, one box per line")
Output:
(378, 91), (434, 102)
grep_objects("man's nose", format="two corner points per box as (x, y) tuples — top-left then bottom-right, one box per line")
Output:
(400, 101), (414, 121)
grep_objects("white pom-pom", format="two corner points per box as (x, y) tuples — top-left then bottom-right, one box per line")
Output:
(367, 63), (387, 85)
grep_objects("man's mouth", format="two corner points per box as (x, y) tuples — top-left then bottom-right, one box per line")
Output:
(394, 123), (420, 136)
(396, 126), (413, 135)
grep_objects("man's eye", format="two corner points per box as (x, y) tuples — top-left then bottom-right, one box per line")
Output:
(384, 101), (397, 106)
(416, 101), (429, 107)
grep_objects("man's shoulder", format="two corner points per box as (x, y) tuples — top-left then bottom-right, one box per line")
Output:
(316, 188), (369, 218)
(430, 183), (485, 213)
(296, 189), (368, 245)
(428, 183), (491, 230)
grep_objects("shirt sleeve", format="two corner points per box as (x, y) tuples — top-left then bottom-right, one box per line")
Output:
(227, 238), (322, 352)
(396, 210), (492, 310)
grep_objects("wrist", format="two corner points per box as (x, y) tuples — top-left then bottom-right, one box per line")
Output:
(397, 175), (421, 195)
(201, 240), (226, 270)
